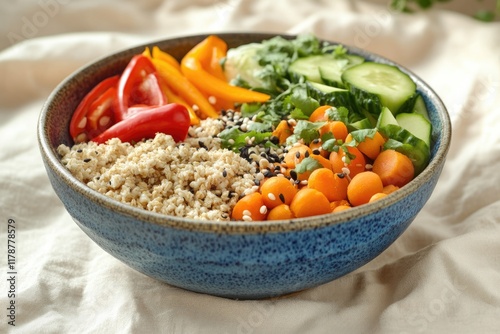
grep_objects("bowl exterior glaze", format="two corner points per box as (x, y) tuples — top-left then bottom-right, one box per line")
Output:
(38, 33), (451, 299)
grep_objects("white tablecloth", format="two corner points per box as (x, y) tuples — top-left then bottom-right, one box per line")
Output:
(1, 1), (500, 333)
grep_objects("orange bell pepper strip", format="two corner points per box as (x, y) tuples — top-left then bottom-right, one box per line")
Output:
(151, 57), (219, 119)
(180, 36), (271, 104)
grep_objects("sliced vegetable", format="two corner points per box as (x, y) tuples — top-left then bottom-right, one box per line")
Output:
(181, 36), (271, 104)
(341, 62), (416, 115)
(308, 168), (349, 202)
(379, 125), (430, 175)
(376, 106), (399, 128)
(231, 192), (267, 221)
(267, 204), (295, 220)
(329, 146), (366, 178)
(372, 149), (415, 187)
(412, 94), (431, 121)
(114, 55), (166, 121)
(91, 103), (190, 144)
(347, 171), (384, 206)
(70, 75), (120, 143)
(290, 188), (331, 218)
(158, 78), (200, 125)
(288, 53), (363, 87)
(151, 57), (219, 119)
(260, 176), (298, 209)
(395, 112), (432, 148)
(319, 54), (364, 87)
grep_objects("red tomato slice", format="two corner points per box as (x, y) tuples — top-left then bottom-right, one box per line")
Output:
(115, 55), (166, 121)
(69, 75), (119, 143)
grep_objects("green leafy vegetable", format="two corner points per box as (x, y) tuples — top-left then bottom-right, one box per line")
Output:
(294, 157), (323, 174)
(218, 127), (272, 151)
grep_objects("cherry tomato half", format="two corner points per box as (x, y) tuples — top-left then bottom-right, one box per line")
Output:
(69, 75), (119, 143)
(114, 55), (166, 121)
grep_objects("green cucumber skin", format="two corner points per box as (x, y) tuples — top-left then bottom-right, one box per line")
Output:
(379, 124), (430, 175)
(395, 112), (432, 148)
(413, 95), (431, 121)
(341, 62), (416, 115)
(347, 84), (384, 116)
(396, 93), (419, 115)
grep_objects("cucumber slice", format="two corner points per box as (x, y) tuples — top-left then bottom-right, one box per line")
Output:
(396, 112), (432, 148)
(341, 62), (416, 115)
(289, 55), (332, 83)
(376, 106), (398, 128)
(413, 94), (430, 121)
(349, 118), (372, 130)
(319, 54), (365, 87)
(289, 54), (365, 86)
(306, 82), (354, 113)
(307, 81), (347, 94)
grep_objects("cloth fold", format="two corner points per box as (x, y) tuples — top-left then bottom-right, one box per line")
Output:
(1, 1), (499, 333)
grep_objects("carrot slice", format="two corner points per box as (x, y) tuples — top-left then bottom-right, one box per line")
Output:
(372, 149), (414, 187)
(290, 188), (331, 218)
(347, 171), (384, 207)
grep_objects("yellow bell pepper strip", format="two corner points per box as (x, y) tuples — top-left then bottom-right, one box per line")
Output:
(158, 77), (200, 125)
(142, 47), (152, 58)
(151, 57), (219, 119)
(180, 36), (271, 104)
(151, 46), (181, 71)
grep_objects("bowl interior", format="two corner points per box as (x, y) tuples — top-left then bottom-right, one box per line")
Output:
(38, 33), (451, 232)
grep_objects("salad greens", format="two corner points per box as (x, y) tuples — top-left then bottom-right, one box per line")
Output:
(219, 34), (433, 175)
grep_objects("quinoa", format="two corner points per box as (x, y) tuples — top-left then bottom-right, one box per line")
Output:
(57, 117), (257, 221)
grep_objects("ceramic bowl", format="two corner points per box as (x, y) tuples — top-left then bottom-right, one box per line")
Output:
(38, 33), (451, 299)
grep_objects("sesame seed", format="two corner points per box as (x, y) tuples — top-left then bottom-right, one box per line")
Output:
(267, 193), (276, 201)
(242, 215), (252, 221)
(243, 210), (252, 217)
(259, 205), (267, 215)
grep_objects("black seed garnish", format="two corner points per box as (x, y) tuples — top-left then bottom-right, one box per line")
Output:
(83, 158), (91, 163)
(290, 170), (298, 181)
(279, 193), (285, 203)
(312, 149), (321, 155)
(337, 173), (345, 178)
(77, 149), (83, 153)
(198, 140), (207, 149)
(222, 169), (227, 177)
(270, 136), (279, 145)
(295, 151), (301, 159)
(263, 170), (275, 178)
(304, 151), (310, 158)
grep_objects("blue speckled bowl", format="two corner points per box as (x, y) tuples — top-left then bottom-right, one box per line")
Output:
(38, 33), (451, 299)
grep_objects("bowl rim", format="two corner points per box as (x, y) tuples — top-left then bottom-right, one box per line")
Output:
(38, 32), (452, 234)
